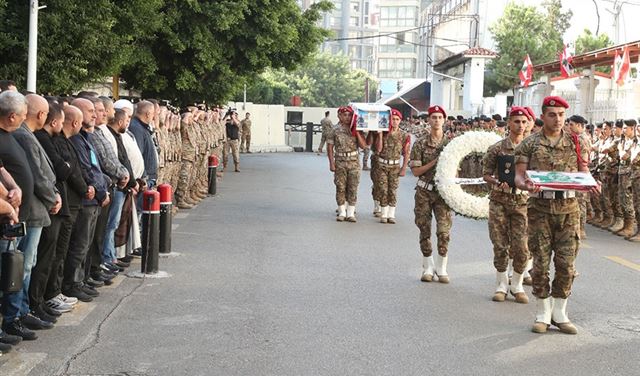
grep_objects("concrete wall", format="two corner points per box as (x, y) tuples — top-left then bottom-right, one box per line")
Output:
(283, 106), (339, 150)
(226, 102), (291, 152)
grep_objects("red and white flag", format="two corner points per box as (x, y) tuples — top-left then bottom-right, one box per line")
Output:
(613, 46), (631, 86)
(519, 54), (533, 87)
(559, 44), (574, 78)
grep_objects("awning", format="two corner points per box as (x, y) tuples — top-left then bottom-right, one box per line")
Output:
(376, 80), (430, 109)
(534, 40), (640, 73)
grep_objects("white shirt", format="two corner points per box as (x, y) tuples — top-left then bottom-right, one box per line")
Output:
(122, 130), (145, 179)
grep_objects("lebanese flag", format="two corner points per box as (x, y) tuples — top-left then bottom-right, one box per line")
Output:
(519, 54), (533, 87)
(559, 44), (574, 78)
(613, 47), (631, 86)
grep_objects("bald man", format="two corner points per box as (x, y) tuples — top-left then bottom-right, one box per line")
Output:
(64, 99), (111, 302)
(10, 94), (61, 329)
(129, 100), (159, 188)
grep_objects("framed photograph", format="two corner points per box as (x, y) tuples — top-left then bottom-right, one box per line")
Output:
(350, 103), (391, 132)
(526, 171), (598, 191)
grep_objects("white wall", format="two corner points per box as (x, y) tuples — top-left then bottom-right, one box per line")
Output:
(226, 102), (292, 152)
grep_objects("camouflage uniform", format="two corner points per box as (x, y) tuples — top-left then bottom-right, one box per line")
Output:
(617, 137), (636, 222)
(410, 134), (452, 257)
(175, 117), (198, 207)
(603, 139), (622, 223)
(318, 116), (333, 152)
(156, 122), (168, 184)
(629, 143), (640, 240)
(515, 129), (589, 299)
(240, 118), (252, 153)
(170, 118), (183, 199)
(375, 129), (409, 207)
(483, 138), (530, 273)
(327, 125), (361, 206)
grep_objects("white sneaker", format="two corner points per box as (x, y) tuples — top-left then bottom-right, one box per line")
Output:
(57, 293), (78, 306)
(46, 297), (73, 313)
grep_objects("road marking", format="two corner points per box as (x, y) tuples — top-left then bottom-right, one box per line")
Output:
(0, 352), (47, 375)
(56, 302), (97, 327)
(606, 256), (640, 272)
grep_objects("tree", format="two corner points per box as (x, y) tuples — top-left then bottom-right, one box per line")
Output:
(0, 1), (331, 105)
(574, 28), (614, 74)
(237, 53), (378, 106)
(484, 0), (573, 95)
(120, 0), (333, 105)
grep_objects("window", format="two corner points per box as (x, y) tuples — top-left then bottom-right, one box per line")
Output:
(380, 6), (417, 27)
(350, 16), (359, 26)
(378, 32), (417, 53)
(378, 58), (416, 79)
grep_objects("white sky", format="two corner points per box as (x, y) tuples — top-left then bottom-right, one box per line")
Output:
(539, 0), (640, 44)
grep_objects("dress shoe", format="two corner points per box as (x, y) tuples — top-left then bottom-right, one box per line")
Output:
(86, 277), (105, 288)
(0, 331), (22, 345)
(22, 313), (53, 330)
(119, 255), (133, 263)
(63, 286), (93, 302)
(80, 284), (99, 297)
(43, 305), (63, 317)
(31, 307), (58, 324)
(131, 249), (143, 257)
(114, 259), (130, 268)
(3, 319), (38, 340)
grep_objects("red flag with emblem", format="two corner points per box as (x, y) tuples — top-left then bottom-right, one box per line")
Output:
(559, 44), (574, 78)
(519, 54), (533, 87)
(613, 46), (631, 86)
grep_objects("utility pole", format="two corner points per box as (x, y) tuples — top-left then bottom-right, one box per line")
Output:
(27, 0), (46, 92)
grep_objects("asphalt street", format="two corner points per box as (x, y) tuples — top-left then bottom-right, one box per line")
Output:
(1, 152), (639, 376)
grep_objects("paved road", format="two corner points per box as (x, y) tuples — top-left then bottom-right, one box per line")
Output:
(2, 152), (639, 376)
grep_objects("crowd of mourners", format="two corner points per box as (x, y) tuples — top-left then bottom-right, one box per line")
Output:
(0, 79), (240, 354)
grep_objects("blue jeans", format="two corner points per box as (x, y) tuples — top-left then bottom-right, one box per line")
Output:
(102, 189), (126, 263)
(1, 226), (43, 322)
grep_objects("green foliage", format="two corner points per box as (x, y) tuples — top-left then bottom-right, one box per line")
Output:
(484, 0), (573, 94)
(238, 53), (378, 106)
(575, 28), (614, 74)
(0, 0), (332, 105)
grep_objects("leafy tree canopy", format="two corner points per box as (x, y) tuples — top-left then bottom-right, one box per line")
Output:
(485, 0), (572, 95)
(236, 53), (378, 107)
(0, 0), (332, 105)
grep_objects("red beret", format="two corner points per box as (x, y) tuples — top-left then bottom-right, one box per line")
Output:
(542, 96), (569, 109)
(338, 106), (354, 114)
(509, 106), (528, 118)
(390, 108), (402, 120)
(427, 105), (446, 118)
(524, 107), (535, 120)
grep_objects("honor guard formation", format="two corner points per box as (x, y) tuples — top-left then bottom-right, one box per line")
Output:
(323, 95), (639, 335)
(0, 85), (243, 354)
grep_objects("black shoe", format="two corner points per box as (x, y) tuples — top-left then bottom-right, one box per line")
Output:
(131, 249), (142, 257)
(91, 270), (115, 282)
(86, 277), (104, 288)
(100, 263), (119, 274)
(106, 262), (125, 272)
(114, 260), (130, 268)
(32, 306), (58, 323)
(80, 284), (99, 297)
(119, 255), (133, 263)
(0, 342), (12, 354)
(42, 304), (62, 317)
(0, 331), (22, 345)
(22, 313), (54, 329)
(3, 319), (38, 340)
(63, 286), (94, 302)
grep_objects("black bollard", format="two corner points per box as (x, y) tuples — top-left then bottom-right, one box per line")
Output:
(141, 190), (160, 274)
(158, 184), (172, 254)
(208, 155), (219, 195)
(305, 122), (314, 152)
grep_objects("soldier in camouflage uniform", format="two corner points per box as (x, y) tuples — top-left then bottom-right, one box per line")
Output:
(175, 112), (198, 209)
(192, 110), (208, 202)
(515, 96), (596, 335)
(483, 107), (530, 304)
(155, 106), (169, 184)
(593, 122), (616, 228)
(327, 106), (367, 222)
(627, 119), (640, 242)
(170, 113), (183, 208)
(317, 111), (332, 153)
(371, 109), (410, 224)
(366, 131), (381, 217)
(612, 119), (637, 237)
(211, 108), (225, 178)
(568, 115), (591, 239)
(410, 105), (452, 284)
(240, 112), (252, 153)
(599, 122), (624, 230)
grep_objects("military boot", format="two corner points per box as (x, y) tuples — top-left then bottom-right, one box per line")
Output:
(420, 256), (435, 282)
(176, 197), (193, 209)
(532, 297), (552, 333)
(387, 206), (396, 224)
(550, 297), (578, 334)
(492, 271), (509, 302)
(234, 163), (240, 172)
(608, 217), (624, 232)
(509, 272), (529, 304)
(596, 214), (613, 228)
(373, 200), (381, 217)
(346, 205), (357, 222)
(336, 205), (346, 222)
(616, 217), (636, 237)
(627, 232), (640, 242)
(435, 255), (449, 283)
(380, 206), (389, 223)
(523, 258), (533, 286)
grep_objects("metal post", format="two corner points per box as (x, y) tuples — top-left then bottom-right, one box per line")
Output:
(158, 184), (172, 254)
(305, 122), (314, 152)
(27, 0), (41, 92)
(141, 190), (160, 274)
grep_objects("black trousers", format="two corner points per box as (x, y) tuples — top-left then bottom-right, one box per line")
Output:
(29, 214), (64, 310)
(63, 205), (100, 290)
(86, 199), (111, 279)
(44, 207), (79, 301)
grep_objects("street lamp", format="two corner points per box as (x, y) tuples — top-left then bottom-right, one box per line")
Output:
(27, 0), (47, 92)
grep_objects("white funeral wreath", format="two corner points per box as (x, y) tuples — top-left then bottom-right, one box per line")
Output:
(435, 131), (503, 219)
